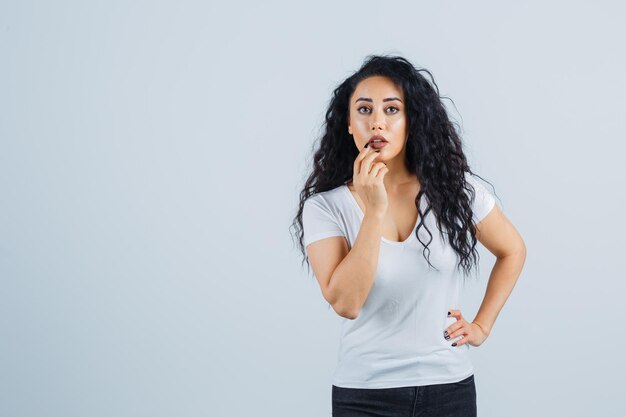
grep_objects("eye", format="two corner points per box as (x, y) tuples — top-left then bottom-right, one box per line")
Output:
(356, 106), (400, 114)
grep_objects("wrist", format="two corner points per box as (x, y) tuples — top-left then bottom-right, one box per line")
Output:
(472, 321), (491, 336)
(364, 211), (386, 222)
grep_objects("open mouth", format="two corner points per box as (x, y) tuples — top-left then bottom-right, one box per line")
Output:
(369, 140), (388, 150)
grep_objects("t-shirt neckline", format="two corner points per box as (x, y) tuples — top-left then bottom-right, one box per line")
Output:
(342, 184), (418, 246)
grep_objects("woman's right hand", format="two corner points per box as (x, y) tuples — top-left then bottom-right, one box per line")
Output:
(352, 145), (389, 217)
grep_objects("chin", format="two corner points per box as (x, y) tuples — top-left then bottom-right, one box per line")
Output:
(373, 149), (393, 159)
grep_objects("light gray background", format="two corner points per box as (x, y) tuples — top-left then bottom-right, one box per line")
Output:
(1, 1), (624, 416)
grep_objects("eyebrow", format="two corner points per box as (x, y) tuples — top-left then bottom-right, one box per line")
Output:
(355, 97), (403, 103)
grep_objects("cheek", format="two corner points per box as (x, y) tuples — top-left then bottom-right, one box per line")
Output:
(392, 117), (406, 129)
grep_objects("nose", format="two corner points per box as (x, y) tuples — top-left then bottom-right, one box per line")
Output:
(370, 109), (385, 130)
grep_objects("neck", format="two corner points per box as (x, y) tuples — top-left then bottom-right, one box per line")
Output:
(381, 153), (417, 192)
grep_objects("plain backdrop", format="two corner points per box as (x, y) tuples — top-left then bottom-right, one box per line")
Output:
(1, 1), (625, 416)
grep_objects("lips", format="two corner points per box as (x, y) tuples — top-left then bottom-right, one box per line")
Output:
(369, 141), (388, 150)
(368, 135), (388, 144)
(368, 135), (388, 150)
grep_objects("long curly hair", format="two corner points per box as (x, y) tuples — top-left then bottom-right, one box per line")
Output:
(290, 54), (496, 278)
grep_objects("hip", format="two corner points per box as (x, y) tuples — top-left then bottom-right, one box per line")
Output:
(332, 374), (477, 417)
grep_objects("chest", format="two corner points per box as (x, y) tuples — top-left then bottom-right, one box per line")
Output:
(347, 185), (420, 243)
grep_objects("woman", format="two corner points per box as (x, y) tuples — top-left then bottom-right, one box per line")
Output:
(291, 54), (526, 416)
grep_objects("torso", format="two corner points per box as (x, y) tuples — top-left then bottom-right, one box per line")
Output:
(346, 179), (421, 243)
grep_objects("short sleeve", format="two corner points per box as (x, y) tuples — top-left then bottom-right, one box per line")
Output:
(302, 195), (346, 248)
(465, 173), (496, 223)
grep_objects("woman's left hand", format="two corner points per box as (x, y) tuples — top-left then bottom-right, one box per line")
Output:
(444, 309), (490, 347)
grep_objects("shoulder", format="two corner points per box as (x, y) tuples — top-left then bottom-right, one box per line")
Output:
(463, 172), (496, 222)
(304, 184), (346, 208)
(463, 172), (493, 195)
(463, 171), (481, 186)
(302, 185), (349, 247)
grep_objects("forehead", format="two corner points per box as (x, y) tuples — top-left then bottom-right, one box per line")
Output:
(352, 76), (404, 101)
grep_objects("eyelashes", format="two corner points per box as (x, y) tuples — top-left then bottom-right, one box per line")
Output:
(357, 106), (400, 114)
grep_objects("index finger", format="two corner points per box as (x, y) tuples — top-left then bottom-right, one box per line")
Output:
(354, 144), (374, 173)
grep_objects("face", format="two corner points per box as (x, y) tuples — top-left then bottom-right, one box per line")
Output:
(348, 75), (407, 162)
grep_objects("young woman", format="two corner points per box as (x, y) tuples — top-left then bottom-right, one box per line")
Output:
(291, 54), (526, 416)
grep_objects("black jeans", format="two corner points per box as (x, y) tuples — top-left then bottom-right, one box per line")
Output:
(332, 374), (476, 417)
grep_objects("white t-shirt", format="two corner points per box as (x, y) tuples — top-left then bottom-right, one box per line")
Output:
(302, 173), (496, 389)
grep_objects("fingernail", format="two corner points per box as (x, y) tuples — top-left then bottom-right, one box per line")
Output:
(452, 343), (457, 347)
(364, 143), (369, 148)
(445, 335), (450, 340)
(447, 311), (451, 316)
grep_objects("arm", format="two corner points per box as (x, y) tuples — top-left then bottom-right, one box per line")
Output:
(306, 211), (384, 320)
(471, 204), (527, 336)
(307, 147), (389, 319)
